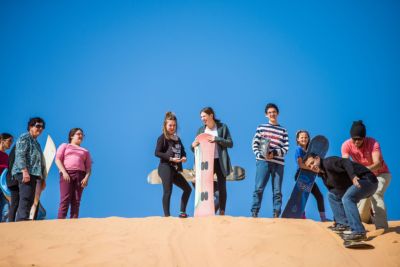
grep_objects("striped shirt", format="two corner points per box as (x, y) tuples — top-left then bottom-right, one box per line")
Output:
(252, 123), (289, 165)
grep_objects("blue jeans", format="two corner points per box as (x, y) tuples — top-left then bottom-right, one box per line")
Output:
(251, 160), (284, 215)
(0, 193), (9, 222)
(328, 179), (378, 233)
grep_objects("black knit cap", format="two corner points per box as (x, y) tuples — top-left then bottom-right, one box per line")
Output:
(350, 120), (366, 138)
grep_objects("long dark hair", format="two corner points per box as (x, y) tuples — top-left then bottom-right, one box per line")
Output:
(200, 107), (221, 124)
(162, 112), (178, 140)
(68, 128), (84, 143)
(296, 130), (310, 150)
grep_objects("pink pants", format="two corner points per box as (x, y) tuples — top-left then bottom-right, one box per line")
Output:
(57, 170), (86, 219)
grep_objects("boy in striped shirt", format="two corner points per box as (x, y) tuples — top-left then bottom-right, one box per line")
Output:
(251, 103), (289, 218)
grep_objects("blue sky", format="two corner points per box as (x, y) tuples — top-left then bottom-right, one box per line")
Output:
(1, 1), (399, 220)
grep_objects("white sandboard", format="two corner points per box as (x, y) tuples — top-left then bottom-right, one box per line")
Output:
(29, 135), (56, 220)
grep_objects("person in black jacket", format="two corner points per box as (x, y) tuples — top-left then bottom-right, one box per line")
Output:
(155, 112), (192, 218)
(6, 145), (19, 222)
(304, 153), (378, 241)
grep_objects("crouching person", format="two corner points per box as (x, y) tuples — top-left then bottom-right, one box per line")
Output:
(304, 153), (378, 241)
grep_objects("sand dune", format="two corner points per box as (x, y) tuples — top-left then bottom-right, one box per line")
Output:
(0, 217), (398, 266)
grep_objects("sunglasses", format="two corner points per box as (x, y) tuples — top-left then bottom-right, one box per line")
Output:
(34, 124), (44, 129)
(352, 137), (363, 141)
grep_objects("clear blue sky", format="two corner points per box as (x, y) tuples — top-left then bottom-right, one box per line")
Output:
(1, 1), (399, 220)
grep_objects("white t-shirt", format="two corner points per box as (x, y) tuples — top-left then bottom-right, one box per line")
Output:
(205, 126), (219, 159)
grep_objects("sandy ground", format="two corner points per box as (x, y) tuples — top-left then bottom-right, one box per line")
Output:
(0, 217), (398, 267)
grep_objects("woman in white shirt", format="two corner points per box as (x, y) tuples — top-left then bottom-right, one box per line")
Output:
(192, 107), (233, 215)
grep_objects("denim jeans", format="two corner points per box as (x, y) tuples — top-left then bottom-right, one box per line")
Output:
(328, 179), (378, 233)
(328, 192), (348, 226)
(251, 160), (284, 215)
(0, 193), (9, 222)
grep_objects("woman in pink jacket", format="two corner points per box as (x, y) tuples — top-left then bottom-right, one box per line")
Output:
(55, 128), (92, 219)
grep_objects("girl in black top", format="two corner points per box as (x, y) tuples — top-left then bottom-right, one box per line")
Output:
(155, 112), (192, 218)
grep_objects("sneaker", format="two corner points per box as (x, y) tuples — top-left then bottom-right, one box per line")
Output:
(327, 221), (337, 229)
(328, 221), (337, 229)
(179, 212), (188, 218)
(342, 230), (353, 235)
(343, 232), (367, 242)
(330, 224), (350, 233)
(252, 211), (258, 218)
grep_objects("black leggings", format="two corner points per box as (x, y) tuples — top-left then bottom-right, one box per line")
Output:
(8, 185), (19, 222)
(295, 169), (325, 212)
(214, 159), (227, 212)
(158, 164), (192, 216)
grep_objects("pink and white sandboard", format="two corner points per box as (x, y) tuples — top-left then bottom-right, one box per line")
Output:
(194, 133), (216, 217)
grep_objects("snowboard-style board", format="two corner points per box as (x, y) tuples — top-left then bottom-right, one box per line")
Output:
(343, 240), (374, 249)
(0, 169), (10, 202)
(281, 135), (329, 218)
(335, 231), (375, 249)
(194, 133), (215, 217)
(147, 166), (245, 184)
(29, 135), (56, 220)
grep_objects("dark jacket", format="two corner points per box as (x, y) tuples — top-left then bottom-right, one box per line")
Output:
(318, 156), (377, 195)
(155, 134), (186, 172)
(6, 146), (18, 188)
(193, 122), (233, 177)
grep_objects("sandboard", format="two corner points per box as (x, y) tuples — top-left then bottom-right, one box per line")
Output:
(29, 135), (56, 220)
(147, 166), (245, 184)
(281, 135), (329, 218)
(343, 240), (374, 249)
(0, 169), (11, 202)
(330, 225), (375, 249)
(194, 133), (215, 217)
(336, 231), (374, 249)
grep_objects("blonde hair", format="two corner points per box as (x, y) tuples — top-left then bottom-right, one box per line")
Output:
(163, 112), (178, 140)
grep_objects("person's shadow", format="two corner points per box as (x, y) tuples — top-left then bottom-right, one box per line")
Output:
(366, 225), (400, 241)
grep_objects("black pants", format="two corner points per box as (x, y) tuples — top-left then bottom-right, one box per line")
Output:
(15, 173), (39, 221)
(8, 185), (19, 222)
(214, 159), (227, 212)
(295, 169), (325, 212)
(158, 164), (192, 216)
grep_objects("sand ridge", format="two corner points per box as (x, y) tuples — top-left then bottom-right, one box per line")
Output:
(0, 217), (399, 267)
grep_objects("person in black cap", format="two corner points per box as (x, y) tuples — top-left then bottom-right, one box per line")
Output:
(341, 120), (391, 230)
(303, 153), (378, 241)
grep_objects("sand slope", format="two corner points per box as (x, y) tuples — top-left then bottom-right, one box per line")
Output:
(0, 217), (399, 267)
